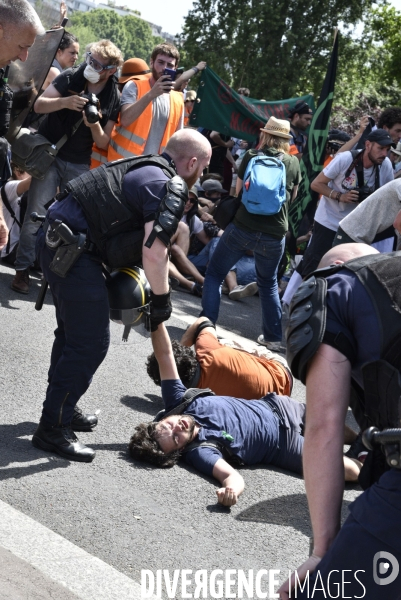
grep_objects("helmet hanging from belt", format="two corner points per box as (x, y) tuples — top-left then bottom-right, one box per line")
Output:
(106, 267), (151, 340)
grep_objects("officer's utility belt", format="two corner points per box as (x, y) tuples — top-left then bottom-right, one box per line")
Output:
(43, 218), (100, 278)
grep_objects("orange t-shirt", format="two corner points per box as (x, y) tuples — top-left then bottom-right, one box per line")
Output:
(195, 331), (291, 398)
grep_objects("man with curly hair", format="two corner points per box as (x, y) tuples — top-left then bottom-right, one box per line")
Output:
(130, 323), (361, 506)
(146, 317), (292, 398)
(378, 107), (401, 145)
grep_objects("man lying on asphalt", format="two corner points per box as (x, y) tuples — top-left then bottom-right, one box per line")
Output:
(146, 317), (293, 398)
(129, 323), (361, 506)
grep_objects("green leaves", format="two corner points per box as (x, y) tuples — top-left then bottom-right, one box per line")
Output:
(68, 9), (158, 64)
(178, 0), (384, 102)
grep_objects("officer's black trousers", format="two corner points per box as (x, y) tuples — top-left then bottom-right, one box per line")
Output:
(37, 230), (110, 426)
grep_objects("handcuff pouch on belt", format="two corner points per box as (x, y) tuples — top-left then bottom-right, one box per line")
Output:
(45, 220), (87, 278)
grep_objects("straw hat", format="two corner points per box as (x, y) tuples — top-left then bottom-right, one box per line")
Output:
(185, 90), (197, 102)
(119, 58), (151, 84)
(391, 141), (401, 156)
(260, 116), (292, 139)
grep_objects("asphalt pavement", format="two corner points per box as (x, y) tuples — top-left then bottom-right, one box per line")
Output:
(0, 261), (362, 599)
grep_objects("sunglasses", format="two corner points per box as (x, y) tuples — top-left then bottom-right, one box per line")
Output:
(86, 52), (115, 73)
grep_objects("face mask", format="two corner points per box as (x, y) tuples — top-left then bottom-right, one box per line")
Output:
(84, 65), (100, 84)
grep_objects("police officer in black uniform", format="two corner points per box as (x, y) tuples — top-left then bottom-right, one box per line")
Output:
(31, 128), (211, 463)
(280, 243), (401, 599)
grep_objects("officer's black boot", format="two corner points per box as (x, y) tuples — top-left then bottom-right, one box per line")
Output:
(71, 405), (98, 432)
(32, 420), (96, 462)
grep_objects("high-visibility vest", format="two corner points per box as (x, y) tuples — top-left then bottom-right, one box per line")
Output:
(108, 79), (183, 161)
(90, 144), (108, 169)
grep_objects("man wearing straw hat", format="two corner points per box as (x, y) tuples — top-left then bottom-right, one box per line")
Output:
(201, 116), (301, 351)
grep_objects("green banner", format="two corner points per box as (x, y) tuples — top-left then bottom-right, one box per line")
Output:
(288, 32), (339, 238)
(189, 67), (315, 142)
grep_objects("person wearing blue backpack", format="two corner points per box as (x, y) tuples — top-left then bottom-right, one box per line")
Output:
(201, 116), (301, 350)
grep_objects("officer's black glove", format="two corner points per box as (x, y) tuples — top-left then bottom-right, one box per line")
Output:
(146, 291), (172, 332)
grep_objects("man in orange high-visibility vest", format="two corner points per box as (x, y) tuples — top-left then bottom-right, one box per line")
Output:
(108, 43), (184, 161)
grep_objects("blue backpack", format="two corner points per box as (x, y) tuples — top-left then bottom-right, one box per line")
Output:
(241, 152), (286, 216)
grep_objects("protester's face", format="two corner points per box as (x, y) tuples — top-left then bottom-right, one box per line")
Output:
(294, 112), (312, 131)
(183, 193), (197, 213)
(57, 42), (79, 69)
(150, 53), (176, 81)
(366, 141), (391, 165)
(384, 123), (401, 144)
(0, 23), (37, 67)
(154, 415), (196, 454)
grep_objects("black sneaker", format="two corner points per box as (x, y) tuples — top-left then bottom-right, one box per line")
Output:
(191, 283), (203, 297)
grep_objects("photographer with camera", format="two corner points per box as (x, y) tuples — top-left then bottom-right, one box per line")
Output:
(11, 39), (122, 294)
(0, 0), (43, 251)
(298, 129), (394, 278)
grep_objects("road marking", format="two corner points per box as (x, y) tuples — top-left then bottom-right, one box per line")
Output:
(0, 499), (158, 600)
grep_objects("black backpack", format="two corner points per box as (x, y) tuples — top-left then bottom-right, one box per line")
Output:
(213, 194), (241, 230)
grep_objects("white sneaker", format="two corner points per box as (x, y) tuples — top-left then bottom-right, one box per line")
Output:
(229, 282), (258, 300)
(257, 335), (282, 352)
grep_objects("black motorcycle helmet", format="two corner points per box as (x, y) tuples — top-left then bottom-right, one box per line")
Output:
(106, 267), (151, 327)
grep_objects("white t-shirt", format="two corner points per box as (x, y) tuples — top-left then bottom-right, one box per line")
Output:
(181, 213), (203, 235)
(314, 151), (394, 231)
(339, 179), (401, 245)
(121, 81), (183, 155)
(1, 180), (22, 257)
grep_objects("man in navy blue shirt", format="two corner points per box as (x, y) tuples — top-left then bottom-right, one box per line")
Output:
(129, 323), (361, 506)
(31, 129), (211, 464)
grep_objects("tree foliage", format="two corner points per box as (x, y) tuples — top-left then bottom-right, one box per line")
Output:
(178, 0), (383, 101)
(68, 9), (159, 63)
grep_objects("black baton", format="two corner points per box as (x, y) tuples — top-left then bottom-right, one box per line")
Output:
(35, 278), (48, 311)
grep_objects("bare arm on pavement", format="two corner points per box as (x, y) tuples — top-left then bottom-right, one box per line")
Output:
(213, 459), (245, 506)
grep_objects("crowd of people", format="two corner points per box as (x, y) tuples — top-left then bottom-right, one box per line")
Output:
(1, 0), (401, 598)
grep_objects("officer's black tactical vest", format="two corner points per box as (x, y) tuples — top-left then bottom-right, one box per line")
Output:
(287, 252), (401, 487)
(65, 155), (176, 267)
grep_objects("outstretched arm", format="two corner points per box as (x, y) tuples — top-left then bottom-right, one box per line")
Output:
(151, 323), (179, 381)
(213, 458), (244, 506)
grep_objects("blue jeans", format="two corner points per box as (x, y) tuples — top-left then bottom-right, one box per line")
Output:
(15, 157), (89, 270)
(201, 223), (285, 341)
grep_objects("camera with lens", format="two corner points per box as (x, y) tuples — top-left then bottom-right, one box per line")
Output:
(356, 185), (374, 203)
(80, 92), (100, 124)
(0, 67), (13, 137)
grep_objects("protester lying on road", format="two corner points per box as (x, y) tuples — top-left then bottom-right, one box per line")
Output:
(129, 324), (362, 507)
(146, 316), (293, 397)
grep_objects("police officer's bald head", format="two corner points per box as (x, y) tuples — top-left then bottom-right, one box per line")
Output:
(318, 243), (379, 269)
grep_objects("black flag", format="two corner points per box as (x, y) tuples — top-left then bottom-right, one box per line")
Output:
(288, 30), (339, 238)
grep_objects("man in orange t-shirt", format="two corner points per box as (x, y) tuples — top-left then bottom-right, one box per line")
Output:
(146, 317), (292, 398)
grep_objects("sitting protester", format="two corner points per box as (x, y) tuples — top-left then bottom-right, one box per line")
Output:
(130, 323), (362, 507)
(0, 163), (31, 265)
